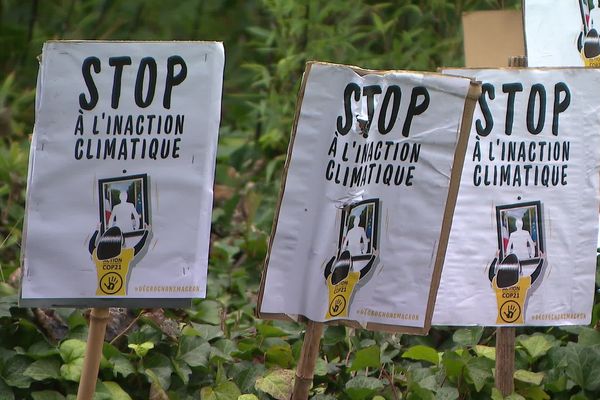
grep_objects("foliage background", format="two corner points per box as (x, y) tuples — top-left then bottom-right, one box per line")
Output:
(2, 0), (600, 399)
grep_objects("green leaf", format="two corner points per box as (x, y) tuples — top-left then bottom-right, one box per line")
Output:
(350, 345), (380, 371)
(474, 345), (496, 361)
(314, 358), (328, 376)
(27, 341), (59, 359)
(201, 381), (242, 400)
(230, 362), (265, 393)
(465, 356), (493, 392)
(514, 369), (544, 385)
(435, 386), (459, 400)
(59, 339), (86, 382)
(144, 353), (173, 390)
(402, 345), (440, 365)
(172, 358), (192, 385)
(564, 343), (600, 391)
(177, 336), (211, 368)
(0, 378), (14, 400)
(256, 323), (288, 338)
(191, 300), (222, 325)
(238, 395), (258, 400)
(453, 328), (483, 347)
(102, 382), (132, 400)
(265, 344), (293, 368)
(24, 358), (61, 381)
(128, 341), (154, 358)
(111, 355), (135, 378)
(344, 376), (384, 400)
(31, 391), (66, 400)
(2, 355), (33, 388)
(185, 323), (224, 341)
(518, 386), (550, 400)
(517, 334), (557, 361)
(255, 369), (294, 400)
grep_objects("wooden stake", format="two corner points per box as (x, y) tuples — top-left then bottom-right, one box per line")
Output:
(495, 327), (516, 395)
(493, 55), (526, 397)
(291, 320), (324, 400)
(77, 308), (110, 400)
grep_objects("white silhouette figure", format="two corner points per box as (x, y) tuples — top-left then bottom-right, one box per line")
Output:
(343, 216), (369, 255)
(506, 218), (535, 259)
(109, 191), (140, 232)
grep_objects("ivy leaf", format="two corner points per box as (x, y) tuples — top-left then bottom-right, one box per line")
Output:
(2, 354), (33, 388)
(256, 323), (288, 338)
(31, 391), (65, 400)
(518, 386), (550, 400)
(435, 386), (459, 400)
(265, 344), (293, 368)
(172, 358), (192, 385)
(238, 395), (259, 400)
(453, 328), (483, 347)
(350, 345), (380, 371)
(344, 376), (384, 400)
(128, 342), (154, 358)
(230, 362), (265, 393)
(111, 355), (135, 378)
(59, 339), (86, 382)
(177, 336), (210, 368)
(0, 378), (14, 400)
(255, 369), (294, 400)
(314, 358), (328, 376)
(190, 300), (222, 325)
(465, 356), (492, 392)
(474, 345), (496, 361)
(0, 295), (17, 318)
(184, 323), (224, 341)
(27, 341), (59, 359)
(24, 358), (61, 381)
(402, 345), (440, 365)
(144, 353), (173, 390)
(517, 334), (557, 361)
(102, 381), (132, 400)
(200, 381), (241, 400)
(514, 369), (544, 385)
(564, 343), (600, 391)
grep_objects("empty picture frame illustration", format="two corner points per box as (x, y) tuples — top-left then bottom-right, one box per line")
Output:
(98, 174), (150, 238)
(496, 201), (544, 266)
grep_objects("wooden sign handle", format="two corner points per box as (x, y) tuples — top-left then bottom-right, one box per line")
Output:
(495, 327), (516, 395)
(291, 320), (324, 400)
(77, 308), (110, 400)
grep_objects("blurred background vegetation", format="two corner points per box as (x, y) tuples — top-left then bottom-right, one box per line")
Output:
(5, 1), (600, 400)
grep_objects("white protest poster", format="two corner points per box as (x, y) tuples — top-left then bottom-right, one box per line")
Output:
(433, 68), (600, 326)
(524, 0), (600, 67)
(257, 62), (480, 334)
(20, 41), (224, 307)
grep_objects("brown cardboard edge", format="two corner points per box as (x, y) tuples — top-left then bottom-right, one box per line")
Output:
(421, 80), (482, 332)
(256, 61), (315, 319)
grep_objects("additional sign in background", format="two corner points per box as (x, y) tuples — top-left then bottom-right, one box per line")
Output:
(433, 68), (600, 326)
(20, 41), (224, 307)
(462, 10), (525, 67)
(524, 0), (599, 67)
(258, 62), (479, 333)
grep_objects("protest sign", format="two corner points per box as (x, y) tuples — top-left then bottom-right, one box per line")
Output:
(257, 61), (480, 334)
(20, 41), (224, 307)
(524, 0), (600, 67)
(462, 10), (525, 68)
(434, 68), (600, 326)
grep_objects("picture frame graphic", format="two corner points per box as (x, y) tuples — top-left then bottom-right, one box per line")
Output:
(337, 198), (380, 261)
(98, 174), (150, 238)
(495, 201), (544, 266)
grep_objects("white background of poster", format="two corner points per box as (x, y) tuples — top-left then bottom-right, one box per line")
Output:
(433, 68), (600, 326)
(524, 0), (588, 67)
(259, 62), (474, 330)
(21, 42), (224, 304)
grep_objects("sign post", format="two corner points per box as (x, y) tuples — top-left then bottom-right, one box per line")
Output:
(20, 41), (224, 398)
(257, 61), (480, 399)
(291, 320), (325, 399)
(77, 308), (110, 400)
